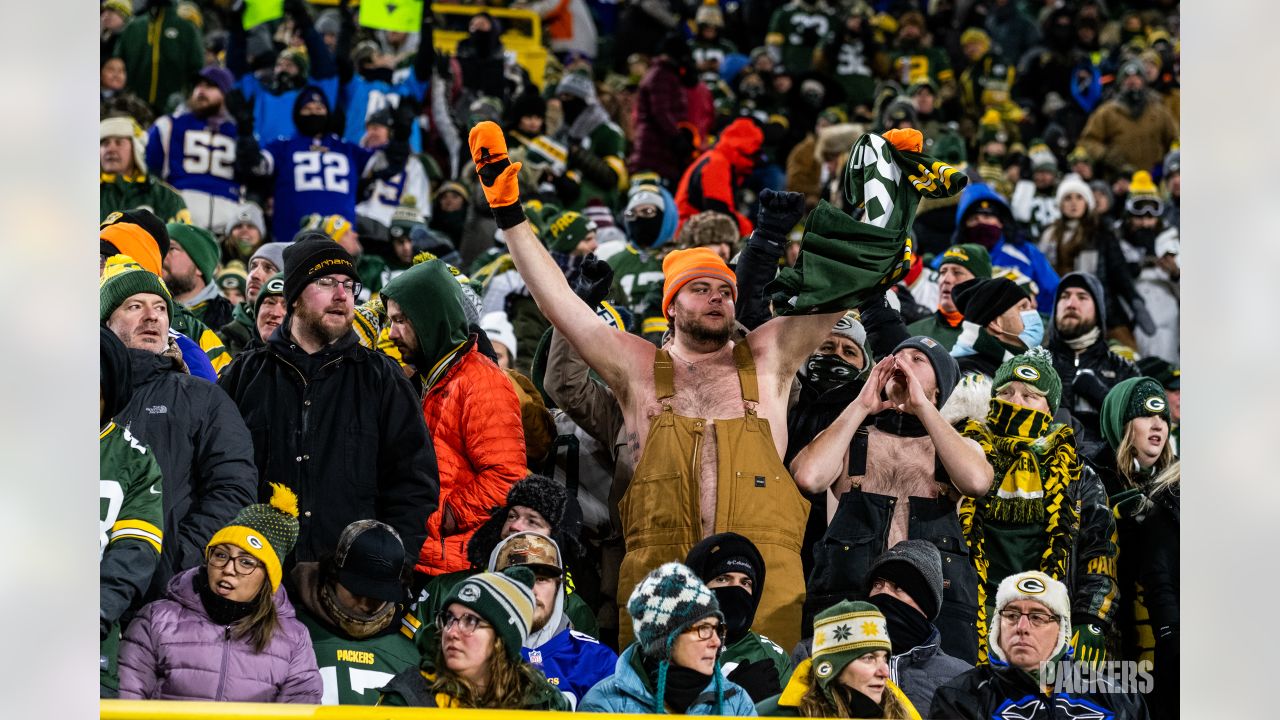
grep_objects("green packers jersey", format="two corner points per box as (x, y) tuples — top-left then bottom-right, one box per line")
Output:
(301, 609), (423, 705)
(171, 305), (231, 375)
(605, 245), (664, 314)
(767, 4), (834, 72)
(568, 121), (628, 211)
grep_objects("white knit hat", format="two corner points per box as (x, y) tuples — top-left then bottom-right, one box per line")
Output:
(480, 311), (517, 360)
(1055, 173), (1095, 213)
(989, 571), (1072, 665)
(100, 116), (147, 176)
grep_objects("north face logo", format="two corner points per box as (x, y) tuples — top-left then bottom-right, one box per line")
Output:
(145, 405), (168, 414)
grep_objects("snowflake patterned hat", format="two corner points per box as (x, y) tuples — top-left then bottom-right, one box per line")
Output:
(811, 600), (891, 692)
(628, 562), (724, 660)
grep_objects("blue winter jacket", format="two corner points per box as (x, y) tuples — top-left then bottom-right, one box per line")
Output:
(579, 644), (759, 715)
(935, 183), (1061, 311)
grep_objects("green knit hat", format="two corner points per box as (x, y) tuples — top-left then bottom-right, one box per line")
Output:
(99, 254), (174, 322)
(206, 483), (300, 592)
(1100, 376), (1170, 452)
(168, 222), (221, 284)
(811, 600), (890, 692)
(993, 347), (1062, 413)
(545, 210), (596, 253)
(441, 567), (537, 662)
(254, 272), (286, 316)
(939, 243), (992, 280)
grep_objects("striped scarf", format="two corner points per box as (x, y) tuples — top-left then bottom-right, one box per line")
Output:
(960, 398), (1081, 662)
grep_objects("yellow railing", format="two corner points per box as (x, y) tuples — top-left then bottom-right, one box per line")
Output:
(102, 700), (653, 719)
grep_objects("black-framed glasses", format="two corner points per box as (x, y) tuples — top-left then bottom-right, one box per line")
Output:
(684, 621), (727, 642)
(312, 276), (362, 295)
(436, 610), (493, 636)
(208, 548), (264, 574)
(998, 609), (1060, 627)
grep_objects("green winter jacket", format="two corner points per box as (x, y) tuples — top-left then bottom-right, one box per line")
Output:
(101, 173), (189, 224)
(907, 311), (964, 350)
(172, 304), (231, 375)
(724, 631), (794, 688)
(113, 2), (204, 114)
(566, 120), (628, 212)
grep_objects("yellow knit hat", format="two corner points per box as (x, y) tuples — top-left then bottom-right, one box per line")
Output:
(206, 483), (299, 591)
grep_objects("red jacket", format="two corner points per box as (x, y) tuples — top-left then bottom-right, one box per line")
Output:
(675, 117), (763, 238)
(416, 346), (527, 575)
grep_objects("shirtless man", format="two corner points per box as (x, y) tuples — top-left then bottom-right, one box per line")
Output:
(789, 336), (993, 663)
(466, 121), (842, 649)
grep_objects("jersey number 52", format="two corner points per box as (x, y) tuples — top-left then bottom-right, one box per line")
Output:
(183, 131), (236, 179)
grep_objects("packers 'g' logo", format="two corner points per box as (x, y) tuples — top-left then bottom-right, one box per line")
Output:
(815, 661), (833, 678)
(101, 211), (124, 227)
(1014, 365), (1040, 382)
(458, 584), (481, 602)
(246, 534), (264, 550)
(1016, 577), (1046, 594)
(1144, 396), (1167, 413)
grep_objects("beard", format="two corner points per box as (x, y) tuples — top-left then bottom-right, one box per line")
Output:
(190, 95), (222, 119)
(1056, 313), (1096, 340)
(674, 310), (732, 349)
(164, 269), (199, 297)
(294, 301), (352, 346)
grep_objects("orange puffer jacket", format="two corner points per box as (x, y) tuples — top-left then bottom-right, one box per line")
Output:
(415, 346), (528, 575)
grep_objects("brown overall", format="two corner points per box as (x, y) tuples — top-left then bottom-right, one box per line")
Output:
(617, 343), (810, 651)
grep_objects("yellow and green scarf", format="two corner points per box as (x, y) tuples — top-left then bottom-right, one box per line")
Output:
(959, 398), (1081, 662)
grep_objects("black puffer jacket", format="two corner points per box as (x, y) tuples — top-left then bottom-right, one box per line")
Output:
(217, 320), (440, 567)
(116, 349), (258, 601)
(930, 659), (1150, 719)
(1047, 272), (1139, 454)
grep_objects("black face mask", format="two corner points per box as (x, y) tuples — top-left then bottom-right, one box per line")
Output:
(711, 585), (755, 645)
(1048, 24), (1075, 51)
(804, 353), (858, 394)
(801, 90), (824, 108)
(869, 593), (934, 655)
(627, 215), (663, 248)
(361, 66), (394, 84)
(296, 113), (328, 137)
(431, 208), (468, 241)
(195, 567), (258, 626)
(560, 97), (587, 125)
(471, 29), (498, 53)
(270, 70), (304, 94)
(1121, 87), (1148, 114)
(1127, 226), (1159, 251)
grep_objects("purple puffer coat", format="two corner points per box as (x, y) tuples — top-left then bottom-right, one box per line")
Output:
(118, 566), (322, 703)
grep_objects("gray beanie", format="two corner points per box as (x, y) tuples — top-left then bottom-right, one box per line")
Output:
(830, 313), (867, 347)
(315, 10), (342, 36)
(225, 201), (267, 237)
(866, 540), (944, 621)
(892, 336), (960, 409)
(555, 72), (597, 103)
(248, 241), (290, 274)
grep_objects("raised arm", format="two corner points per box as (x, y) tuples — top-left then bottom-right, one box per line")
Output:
(789, 356), (895, 494)
(467, 122), (649, 392)
(898, 367), (993, 497)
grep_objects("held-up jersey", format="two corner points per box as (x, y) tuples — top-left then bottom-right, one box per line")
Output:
(301, 609), (422, 705)
(522, 629), (618, 711)
(238, 74), (341, 146)
(262, 134), (377, 241)
(146, 112), (240, 201)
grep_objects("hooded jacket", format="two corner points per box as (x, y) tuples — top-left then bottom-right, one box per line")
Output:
(381, 260), (527, 576)
(216, 323), (440, 568)
(112, 0), (203, 113)
(630, 57), (691, 184)
(579, 644), (758, 715)
(930, 656), (1149, 720)
(944, 184), (1060, 310)
(676, 118), (764, 237)
(116, 349), (258, 602)
(1046, 272), (1139, 450)
(118, 567), (322, 703)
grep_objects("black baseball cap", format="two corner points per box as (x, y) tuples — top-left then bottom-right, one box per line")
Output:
(334, 520), (407, 604)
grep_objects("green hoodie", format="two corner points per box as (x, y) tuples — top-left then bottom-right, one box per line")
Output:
(380, 260), (470, 387)
(1099, 376), (1169, 452)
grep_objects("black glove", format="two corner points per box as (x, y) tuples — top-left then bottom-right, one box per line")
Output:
(101, 617), (111, 641)
(284, 0), (312, 27)
(570, 254), (615, 307)
(1072, 368), (1110, 405)
(226, 88), (254, 133)
(725, 658), (781, 703)
(1130, 295), (1157, 336)
(752, 188), (805, 249)
(435, 53), (453, 82)
(235, 134), (262, 178)
(675, 126), (695, 160)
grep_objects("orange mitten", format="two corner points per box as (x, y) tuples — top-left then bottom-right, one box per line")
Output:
(883, 128), (924, 153)
(468, 121), (523, 210)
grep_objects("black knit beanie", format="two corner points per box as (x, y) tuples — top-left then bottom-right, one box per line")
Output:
(952, 277), (1028, 327)
(282, 233), (359, 308)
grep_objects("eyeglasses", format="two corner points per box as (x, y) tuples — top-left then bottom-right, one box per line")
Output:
(436, 610), (493, 636)
(998, 609), (1060, 627)
(312, 276), (362, 295)
(684, 622), (727, 642)
(208, 548), (264, 574)
(1125, 196), (1164, 217)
